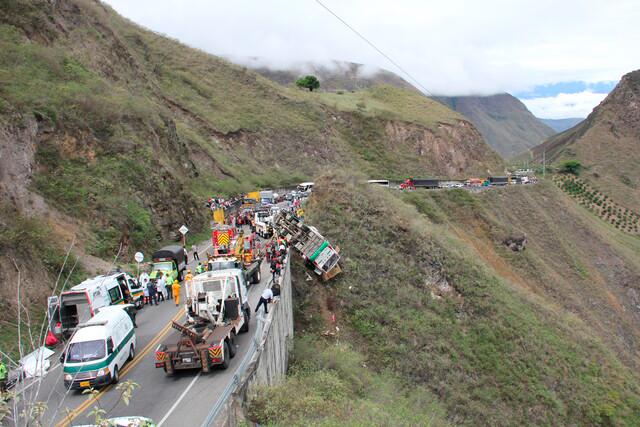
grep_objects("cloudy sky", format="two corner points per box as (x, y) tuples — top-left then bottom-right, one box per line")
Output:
(105, 0), (639, 119)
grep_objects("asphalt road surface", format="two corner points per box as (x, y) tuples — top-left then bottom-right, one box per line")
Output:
(16, 237), (272, 427)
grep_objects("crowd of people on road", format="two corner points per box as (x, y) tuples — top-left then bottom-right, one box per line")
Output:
(206, 195), (242, 211)
(138, 270), (182, 307)
(119, 189), (300, 330)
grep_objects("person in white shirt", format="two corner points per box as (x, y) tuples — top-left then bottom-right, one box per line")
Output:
(156, 273), (167, 302)
(140, 271), (150, 304)
(255, 287), (273, 314)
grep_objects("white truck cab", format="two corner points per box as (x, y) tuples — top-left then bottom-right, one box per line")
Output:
(62, 305), (136, 390)
(254, 210), (274, 238)
(185, 268), (250, 329)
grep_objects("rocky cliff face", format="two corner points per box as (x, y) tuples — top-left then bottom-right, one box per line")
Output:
(384, 120), (498, 176)
(533, 69), (640, 211)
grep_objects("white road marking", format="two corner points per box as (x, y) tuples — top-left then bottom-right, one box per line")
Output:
(157, 372), (201, 427)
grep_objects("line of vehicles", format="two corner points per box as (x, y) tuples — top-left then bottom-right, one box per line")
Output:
(47, 180), (337, 392)
(369, 172), (536, 190)
(154, 183), (344, 376)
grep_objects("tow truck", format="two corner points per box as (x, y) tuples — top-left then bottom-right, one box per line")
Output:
(273, 212), (341, 280)
(155, 269), (250, 374)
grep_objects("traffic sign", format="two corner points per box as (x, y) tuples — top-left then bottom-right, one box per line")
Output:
(179, 225), (189, 235)
(134, 252), (144, 263)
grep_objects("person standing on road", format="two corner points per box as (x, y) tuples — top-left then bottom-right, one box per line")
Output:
(148, 280), (158, 306)
(142, 279), (149, 305)
(172, 280), (181, 306)
(196, 263), (204, 274)
(255, 287), (273, 315)
(270, 259), (278, 282)
(139, 270), (150, 305)
(183, 246), (189, 264)
(0, 358), (7, 392)
(191, 244), (200, 261)
(156, 273), (166, 302)
(165, 276), (173, 300)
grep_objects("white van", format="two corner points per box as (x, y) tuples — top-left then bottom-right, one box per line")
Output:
(62, 306), (136, 390)
(49, 272), (142, 338)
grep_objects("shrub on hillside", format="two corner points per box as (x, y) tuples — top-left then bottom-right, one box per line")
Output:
(560, 159), (582, 175)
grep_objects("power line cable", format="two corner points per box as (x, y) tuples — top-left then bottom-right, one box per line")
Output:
(313, 0), (438, 98)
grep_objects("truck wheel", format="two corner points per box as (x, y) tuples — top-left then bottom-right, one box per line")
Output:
(228, 334), (237, 358)
(220, 342), (230, 370)
(240, 309), (250, 333)
(111, 366), (119, 384)
(128, 345), (135, 361)
(164, 365), (174, 377)
(253, 270), (261, 284)
(177, 270), (183, 282)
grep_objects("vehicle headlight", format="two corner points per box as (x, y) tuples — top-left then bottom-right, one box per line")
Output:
(64, 374), (73, 381)
(97, 367), (110, 377)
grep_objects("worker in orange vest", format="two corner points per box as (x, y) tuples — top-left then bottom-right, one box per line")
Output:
(172, 280), (181, 306)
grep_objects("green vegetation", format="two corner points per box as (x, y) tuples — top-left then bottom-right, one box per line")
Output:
(316, 84), (463, 130)
(560, 159), (582, 175)
(249, 338), (448, 426)
(0, 0), (498, 262)
(295, 75), (320, 92)
(280, 175), (640, 426)
(0, 204), (85, 358)
(555, 174), (639, 234)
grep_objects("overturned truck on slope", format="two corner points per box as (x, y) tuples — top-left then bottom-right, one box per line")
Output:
(273, 212), (341, 281)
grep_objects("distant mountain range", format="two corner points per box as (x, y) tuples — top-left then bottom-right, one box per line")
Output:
(438, 94), (556, 158)
(538, 117), (584, 133)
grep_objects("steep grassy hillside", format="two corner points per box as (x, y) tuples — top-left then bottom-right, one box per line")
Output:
(0, 0), (500, 254)
(257, 176), (640, 426)
(440, 94), (556, 158)
(249, 335), (449, 427)
(533, 70), (640, 212)
(0, 0), (500, 362)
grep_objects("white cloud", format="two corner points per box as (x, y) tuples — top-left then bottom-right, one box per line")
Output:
(103, 0), (640, 117)
(520, 91), (608, 119)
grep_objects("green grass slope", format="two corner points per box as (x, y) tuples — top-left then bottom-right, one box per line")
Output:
(0, 0), (501, 258)
(0, 0), (500, 368)
(261, 176), (640, 426)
